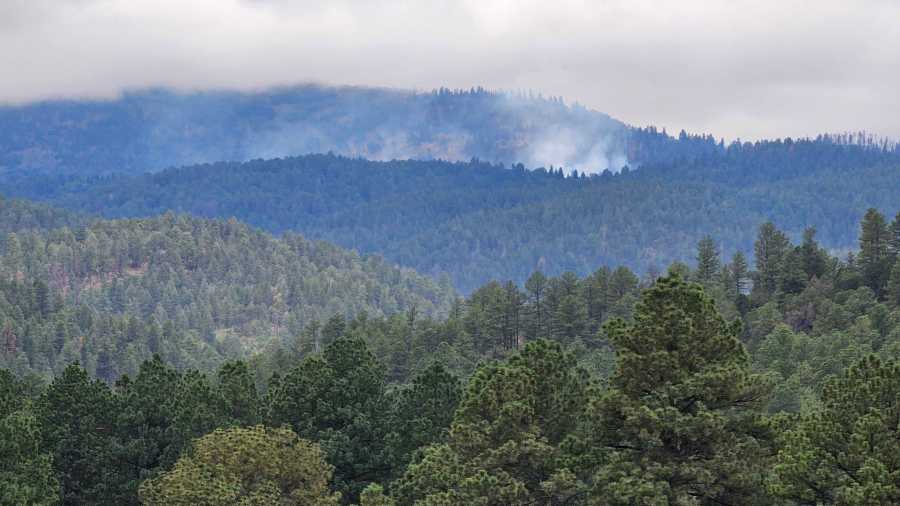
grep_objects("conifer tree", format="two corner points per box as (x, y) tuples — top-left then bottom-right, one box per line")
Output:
(525, 271), (548, 340)
(393, 340), (589, 505)
(800, 227), (828, 279)
(585, 276), (774, 505)
(217, 360), (260, 426)
(140, 426), (341, 505)
(695, 235), (720, 284)
(754, 222), (790, 296)
(888, 257), (900, 307)
(859, 208), (893, 295)
(770, 356), (900, 505)
(730, 251), (749, 296)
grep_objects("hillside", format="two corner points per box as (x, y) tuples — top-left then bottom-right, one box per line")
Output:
(0, 212), (455, 379)
(6, 137), (899, 292)
(0, 86), (642, 176)
(0, 195), (86, 235)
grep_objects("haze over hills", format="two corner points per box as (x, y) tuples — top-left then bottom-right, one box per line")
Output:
(0, 85), (645, 176)
(3, 135), (899, 292)
(6, 0), (900, 502)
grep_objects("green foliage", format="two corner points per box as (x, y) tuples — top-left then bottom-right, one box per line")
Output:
(217, 361), (260, 426)
(5, 134), (900, 294)
(0, 213), (454, 379)
(0, 196), (84, 237)
(37, 363), (126, 504)
(139, 425), (341, 505)
(585, 275), (774, 505)
(359, 483), (395, 506)
(387, 362), (461, 473)
(267, 337), (392, 501)
(860, 208), (894, 295)
(393, 340), (590, 505)
(0, 408), (59, 506)
(770, 356), (900, 505)
(889, 258), (900, 306)
(754, 221), (792, 297)
(695, 235), (720, 285)
(0, 204), (897, 505)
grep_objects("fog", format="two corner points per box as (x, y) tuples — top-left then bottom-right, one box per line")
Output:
(2, 0), (899, 141)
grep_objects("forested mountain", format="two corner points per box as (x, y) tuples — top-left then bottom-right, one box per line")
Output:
(4, 208), (900, 505)
(0, 212), (455, 380)
(6, 136), (898, 292)
(4, 83), (900, 505)
(0, 86), (638, 176)
(0, 195), (85, 236)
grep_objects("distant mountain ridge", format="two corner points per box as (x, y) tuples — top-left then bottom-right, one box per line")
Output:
(4, 138), (898, 293)
(0, 85), (642, 176)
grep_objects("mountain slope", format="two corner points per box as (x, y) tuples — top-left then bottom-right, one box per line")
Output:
(0, 86), (636, 176)
(5, 138), (898, 292)
(1, 211), (456, 367)
(0, 195), (86, 235)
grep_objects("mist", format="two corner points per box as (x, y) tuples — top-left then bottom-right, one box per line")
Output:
(0, 85), (633, 175)
(2, 0), (899, 142)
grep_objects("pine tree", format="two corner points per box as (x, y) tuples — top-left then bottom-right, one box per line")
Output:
(754, 222), (790, 296)
(730, 251), (749, 296)
(393, 341), (589, 505)
(388, 362), (461, 472)
(770, 356), (900, 505)
(859, 208), (892, 295)
(217, 360), (260, 426)
(695, 235), (720, 284)
(140, 426), (341, 505)
(586, 276), (774, 505)
(888, 211), (900, 258)
(524, 271), (548, 340)
(800, 227), (827, 279)
(888, 257), (900, 307)
(268, 337), (390, 501)
(37, 364), (126, 504)
(0, 409), (59, 506)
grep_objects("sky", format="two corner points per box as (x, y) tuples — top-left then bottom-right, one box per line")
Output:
(2, 0), (899, 141)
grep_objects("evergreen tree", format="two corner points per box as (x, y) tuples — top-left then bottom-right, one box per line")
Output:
(730, 251), (749, 295)
(388, 362), (461, 473)
(695, 235), (720, 285)
(217, 361), (260, 427)
(771, 356), (900, 505)
(524, 271), (548, 340)
(800, 227), (828, 280)
(268, 338), (390, 501)
(393, 340), (589, 505)
(889, 257), (900, 307)
(140, 426), (341, 505)
(888, 211), (900, 258)
(37, 364), (125, 505)
(0, 409), (59, 505)
(585, 276), (774, 505)
(754, 222), (790, 297)
(859, 208), (893, 295)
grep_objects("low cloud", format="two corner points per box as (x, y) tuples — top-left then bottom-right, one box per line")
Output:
(1, 0), (898, 141)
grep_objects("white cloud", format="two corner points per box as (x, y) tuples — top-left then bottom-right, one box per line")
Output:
(1, 0), (898, 140)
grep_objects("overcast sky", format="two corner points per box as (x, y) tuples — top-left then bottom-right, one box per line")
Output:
(2, 0), (898, 140)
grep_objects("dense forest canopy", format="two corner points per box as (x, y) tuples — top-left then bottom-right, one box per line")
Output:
(2, 83), (900, 505)
(3, 206), (900, 504)
(4, 135), (898, 292)
(0, 211), (455, 380)
(0, 195), (86, 236)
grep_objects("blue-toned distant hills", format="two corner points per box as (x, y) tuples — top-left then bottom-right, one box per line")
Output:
(1, 85), (898, 292)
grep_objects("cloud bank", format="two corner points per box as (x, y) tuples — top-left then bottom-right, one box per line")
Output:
(2, 0), (899, 141)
